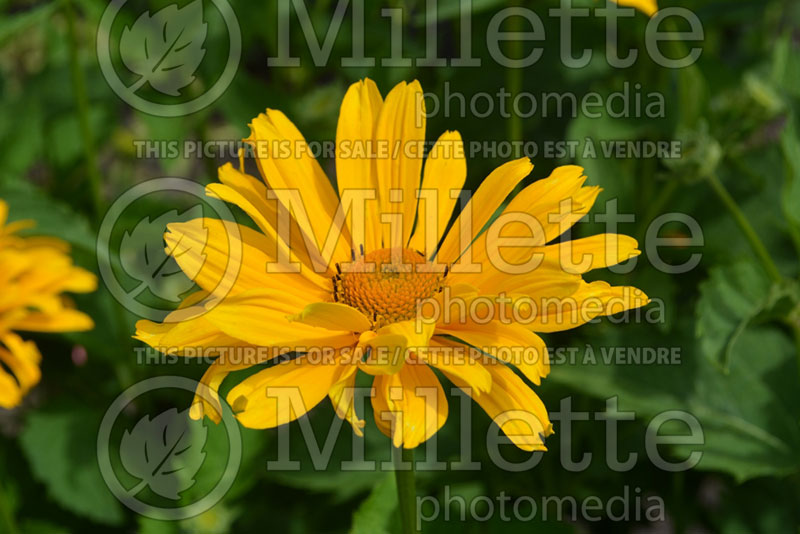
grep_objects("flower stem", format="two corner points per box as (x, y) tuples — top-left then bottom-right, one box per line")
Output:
(65, 0), (103, 223)
(791, 324), (800, 389)
(707, 173), (783, 284)
(505, 0), (523, 147)
(63, 0), (137, 389)
(0, 479), (19, 534)
(394, 447), (419, 534)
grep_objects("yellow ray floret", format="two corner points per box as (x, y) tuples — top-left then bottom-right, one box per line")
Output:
(0, 199), (96, 409)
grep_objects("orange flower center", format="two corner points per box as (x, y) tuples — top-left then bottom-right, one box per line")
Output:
(333, 248), (445, 327)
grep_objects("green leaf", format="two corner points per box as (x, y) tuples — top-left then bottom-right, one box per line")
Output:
(552, 322), (800, 482)
(680, 326), (800, 481)
(19, 520), (70, 534)
(181, 424), (263, 504)
(0, 94), (45, 176)
(48, 108), (108, 168)
(179, 503), (239, 534)
(138, 516), (180, 534)
(350, 473), (397, 534)
(19, 409), (125, 525)
(695, 262), (772, 370)
(0, 1), (61, 46)
(779, 113), (800, 230)
(771, 32), (800, 98)
(714, 477), (799, 534)
(0, 181), (95, 253)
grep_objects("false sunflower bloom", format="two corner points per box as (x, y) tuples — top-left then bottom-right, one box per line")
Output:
(135, 79), (648, 451)
(0, 200), (96, 408)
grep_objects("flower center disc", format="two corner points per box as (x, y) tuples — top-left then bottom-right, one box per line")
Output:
(334, 248), (444, 327)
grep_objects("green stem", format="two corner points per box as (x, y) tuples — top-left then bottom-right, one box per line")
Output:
(707, 173), (783, 284)
(505, 0), (523, 148)
(0, 479), (19, 534)
(792, 324), (800, 389)
(394, 447), (418, 534)
(65, 1), (138, 388)
(65, 0), (103, 223)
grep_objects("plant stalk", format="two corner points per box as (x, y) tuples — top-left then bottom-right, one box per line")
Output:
(707, 173), (783, 284)
(65, 0), (136, 390)
(0, 479), (19, 534)
(65, 0), (103, 223)
(505, 0), (523, 147)
(792, 324), (800, 389)
(395, 447), (419, 534)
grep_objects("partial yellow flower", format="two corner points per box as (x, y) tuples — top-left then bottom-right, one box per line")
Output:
(0, 199), (96, 408)
(612, 0), (658, 17)
(135, 78), (649, 451)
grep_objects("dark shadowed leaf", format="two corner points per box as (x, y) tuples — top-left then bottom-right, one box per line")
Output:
(19, 409), (124, 525)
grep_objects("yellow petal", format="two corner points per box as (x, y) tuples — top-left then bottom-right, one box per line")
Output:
(227, 355), (342, 429)
(190, 359), (231, 423)
(612, 0), (658, 17)
(247, 109), (352, 264)
(409, 130), (467, 257)
(467, 165), (596, 268)
(528, 281), (650, 333)
(336, 79), (383, 253)
(537, 234), (641, 274)
(191, 350), (277, 424)
(437, 158), (533, 264)
(134, 313), (245, 355)
(165, 218), (331, 297)
(0, 333), (41, 395)
(288, 302), (372, 333)
(0, 368), (22, 409)
(360, 319), (435, 375)
(424, 338), (492, 394)
(204, 288), (357, 347)
(210, 164), (332, 276)
(436, 321), (549, 385)
(60, 267), (98, 293)
(329, 364), (365, 436)
(450, 261), (582, 298)
(374, 80), (426, 248)
(454, 357), (553, 451)
(11, 309), (94, 332)
(372, 361), (447, 448)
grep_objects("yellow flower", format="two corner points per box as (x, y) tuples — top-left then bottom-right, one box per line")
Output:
(611, 0), (658, 17)
(135, 79), (648, 451)
(0, 199), (96, 409)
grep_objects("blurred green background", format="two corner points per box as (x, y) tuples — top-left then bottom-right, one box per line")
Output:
(1, 0), (800, 532)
